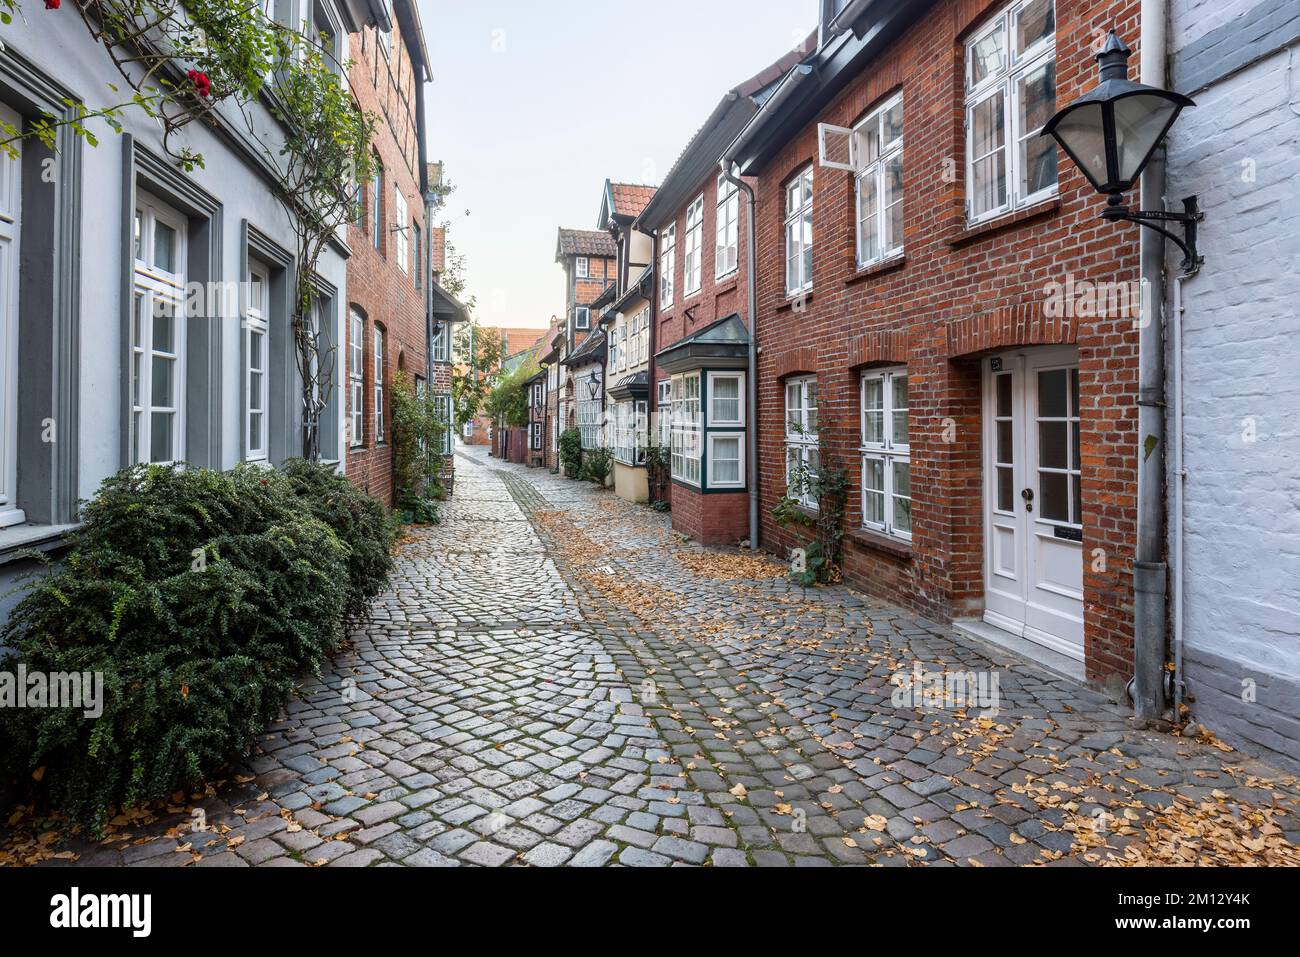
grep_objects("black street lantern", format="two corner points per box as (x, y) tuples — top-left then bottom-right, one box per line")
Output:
(587, 371), (601, 400)
(1042, 30), (1202, 271)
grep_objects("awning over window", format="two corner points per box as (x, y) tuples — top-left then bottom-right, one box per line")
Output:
(655, 312), (749, 374)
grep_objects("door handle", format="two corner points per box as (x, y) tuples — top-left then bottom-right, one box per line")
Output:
(1021, 487), (1034, 513)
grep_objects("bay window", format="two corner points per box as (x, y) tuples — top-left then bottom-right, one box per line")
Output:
(576, 378), (603, 450)
(657, 380), (671, 447)
(708, 433), (744, 488)
(669, 372), (701, 485)
(613, 399), (647, 466)
(131, 193), (188, 465)
(715, 173), (739, 278)
(860, 367), (911, 540)
(659, 223), (676, 308)
(965, 0), (1057, 223)
(784, 167), (814, 296)
(784, 376), (818, 508)
(708, 372), (744, 427)
(683, 195), (703, 296)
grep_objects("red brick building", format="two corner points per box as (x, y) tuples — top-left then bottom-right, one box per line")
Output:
(344, 0), (432, 507)
(722, 0), (1141, 689)
(635, 47), (808, 545)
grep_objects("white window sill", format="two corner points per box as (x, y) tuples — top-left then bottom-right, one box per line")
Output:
(0, 522), (80, 563)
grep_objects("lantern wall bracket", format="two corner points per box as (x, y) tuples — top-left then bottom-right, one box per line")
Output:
(1101, 194), (1202, 275)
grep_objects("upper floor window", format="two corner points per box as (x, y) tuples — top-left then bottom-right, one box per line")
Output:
(576, 256), (589, 279)
(855, 94), (904, 267)
(394, 187), (408, 273)
(860, 367), (911, 540)
(715, 174), (739, 278)
(372, 162), (384, 252)
(659, 224), (676, 308)
(412, 224), (421, 289)
(784, 167), (814, 296)
(573, 305), (590, 331)
(683, 195), (704, 296)
(965, 0), (1057, 223)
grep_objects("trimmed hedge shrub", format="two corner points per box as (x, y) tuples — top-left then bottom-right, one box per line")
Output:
(0, 461), (391, 831)
(280, 458), (396, 617)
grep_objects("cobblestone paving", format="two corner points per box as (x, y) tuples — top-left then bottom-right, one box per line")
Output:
(23, 446), (1300, 867)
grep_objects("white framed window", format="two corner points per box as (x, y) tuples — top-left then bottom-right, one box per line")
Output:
(708, 432), (745, 488)
(573, 305), (590, 331)
(349, 309), (364, 446)
(965, 0), (1057, 224)
(244, 262), (270, 461)
(431, 321), (449, 363)
(372, 162), (383, 252)
(0, 104), (23, 526)
(784, 167), (814, 296)
(659, 223), (676, 308)
(431, 393), (451, 454)
(715, 173), (739, 278)
(855, 94), (904, 267)
(412, 224), (421, 289)
(784, 376), (819, 509)
(575, 256), (589, 279)
(394, 188), (408, 273)
(683, 194), (704, 296)
(576, 378), (603, 451)
(656, 379), (671, 447)
(707, 372), (745, 427)
(373, 326), (386, 443)
(530, 421), (543, 450)
(613, 399), (647, 466)
(860, 367), (911, 540)
(669, 372), (701, 485)
(131, 192), (188, 466)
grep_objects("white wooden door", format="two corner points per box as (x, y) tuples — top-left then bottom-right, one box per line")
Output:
(0, 102), (23, 527)
(983, 347), (1084, 659)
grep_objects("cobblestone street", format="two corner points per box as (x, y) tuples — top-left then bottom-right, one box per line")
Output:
(16, 446), (1299, 868)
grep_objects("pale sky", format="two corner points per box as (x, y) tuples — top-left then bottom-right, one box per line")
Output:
(418, 0), (819, 330)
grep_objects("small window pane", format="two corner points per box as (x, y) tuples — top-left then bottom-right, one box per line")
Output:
(892, 461), (912, 532)
(971, 92), (1007, 216)
(1039, 421), (1068, 469)
(1038, 368), (1068, 417)
(154, 220), (177, 273)
(970, 21), (1006, 85)
(1019, 61), (1058, 195)
(150, 412), (173, 462)
(997, 420), (1013, 464)
(151, 355), (173, 407)
(1016, 0), (1055, 55)
(153, 305), (175, 353)
(996, 372), (1012, 416)
(883, 100), (903, 144)
(997, 465), (1014, 511)
(1041, 471), (1069, 521)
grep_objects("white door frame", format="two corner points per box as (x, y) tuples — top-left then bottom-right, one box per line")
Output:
(0, 102), (23, 527)
(982, 345), (1085, 660)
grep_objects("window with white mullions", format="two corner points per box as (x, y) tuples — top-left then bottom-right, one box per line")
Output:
(708, 372), (744, 427)
(373, 326), (386, 443)
(992, 370), (1015, 513)
(659, 223), (676, 308)
(784, 167), (814, 296)
(855, 95), (904, 267)
(131, 193), (187, 466)
(684, 194), (704, 296)
(348, 309), (365, 446)
(1035, 365), (1081, 526)
(860, 367), (911, 540)
(394, 188), (408, 273)
(244, 262), (270, 461)
(708, 432), (744, 488)
(784, 375), (818, 508)
(670, 372), (701, 485)
(965, 0), (1057, 223)
(715, 174), (739, 278)
(657, 379), (671, 448)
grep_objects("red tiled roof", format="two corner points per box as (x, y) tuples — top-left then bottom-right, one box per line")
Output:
(556, 228), (617, 259)
(608, 182), (657, 219)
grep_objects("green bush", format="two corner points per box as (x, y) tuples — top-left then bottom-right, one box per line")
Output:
(0, 461), (384, 831)
(281, 458), (396, 617)
(559, 427), (583, 478)
(581, 446), (613, 486)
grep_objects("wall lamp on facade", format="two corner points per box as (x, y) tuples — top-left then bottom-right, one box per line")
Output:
(587, 371), (601, 400)
(1041, 30), (1202, 272)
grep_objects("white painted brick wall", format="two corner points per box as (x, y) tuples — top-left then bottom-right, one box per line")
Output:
(1166, 21), (1300, 764)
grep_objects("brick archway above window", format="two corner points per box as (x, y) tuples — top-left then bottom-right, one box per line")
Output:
(847, 329), (909, 369)
(943, 303), (1076, 358)
(772, 347), (819, 381)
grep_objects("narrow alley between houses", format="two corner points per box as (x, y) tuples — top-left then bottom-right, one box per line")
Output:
(7, 445), (1297, 868)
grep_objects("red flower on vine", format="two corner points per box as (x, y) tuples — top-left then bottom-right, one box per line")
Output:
(45, 0), (60, 9)
(187, 70), (211, 98)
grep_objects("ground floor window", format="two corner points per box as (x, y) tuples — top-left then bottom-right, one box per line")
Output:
(708, 432), (744, 487)
(669, 372), (701, 485)
(432, 394), (452, 454)
(656, 380), (671, 447)
(131, 193), (188, 465)
(530, 421), (543, 450)
(860, 367), (911, 539)
(784, 375), (818, 508)
(613, 399), (647, 466)
(576, 384), (603, 450)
